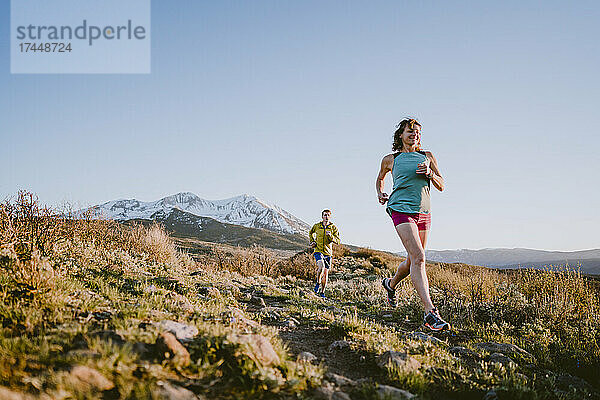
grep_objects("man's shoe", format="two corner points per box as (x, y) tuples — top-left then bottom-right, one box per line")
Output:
(314, 282), (320, 294)
(424, 308), (450, 331)
(319, 291), (326, 299)
(382, 278), (396, 307)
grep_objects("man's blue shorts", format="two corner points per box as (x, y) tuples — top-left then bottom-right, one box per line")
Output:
(313, 252), (332, 269)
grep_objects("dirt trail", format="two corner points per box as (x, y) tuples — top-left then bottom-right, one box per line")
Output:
(279, 323), (384, 381)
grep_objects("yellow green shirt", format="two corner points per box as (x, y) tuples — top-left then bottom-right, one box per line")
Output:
(308, 222), (340, 256)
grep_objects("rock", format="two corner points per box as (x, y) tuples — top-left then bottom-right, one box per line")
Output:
(448, 346), (482, 368)
(474, 342), (533, 362)
(155, 381), (199, 400)
(377, 351), (421, 372)
(449, 346), (479, 359)
(355, 378), (371, 385)
(0, 387), (34, 400)
(376, 384), (416, 399)
(251, 296), (266, 308)
(407, 331), (444, 345)
(89, 330), (125, 345)
(207, 287), (220, 297)
(297, 351), (317, 363)
(157, 320), (198, 341)
(483, 389), (498, 400)
(329, 340), (350, 352)
(332, 391), (352, 400)
(486, 353), (516, 367)
(313, 383), (335, 400)
(232, 334), (281, 366)
(155, 332), (191, 367)
(69, 365), (114, 392)
(325, 372), (356, 387)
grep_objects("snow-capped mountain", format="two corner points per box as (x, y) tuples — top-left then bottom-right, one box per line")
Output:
(86, 192), (310, 235)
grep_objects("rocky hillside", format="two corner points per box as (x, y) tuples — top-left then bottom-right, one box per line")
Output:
(1, 193), (599, 399)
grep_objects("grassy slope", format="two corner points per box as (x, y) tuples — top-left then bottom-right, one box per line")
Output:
(127, 207), (309, 251)
(1, 194), (599, 399)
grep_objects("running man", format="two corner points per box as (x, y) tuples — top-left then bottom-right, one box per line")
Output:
(308, 209), (341, 298)
(375, 118), (450, 331)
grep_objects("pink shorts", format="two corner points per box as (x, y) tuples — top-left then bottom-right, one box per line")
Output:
(390, 211), (431, 231)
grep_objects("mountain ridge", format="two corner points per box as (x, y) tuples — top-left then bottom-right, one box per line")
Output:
(417, 247), (600, 275)
(84, 192), (310, 235)
(129, 208), (308, 251)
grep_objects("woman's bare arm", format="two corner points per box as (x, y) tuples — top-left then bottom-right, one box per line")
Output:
(376, 154), (394, 204)
(425, 151), (444, 192)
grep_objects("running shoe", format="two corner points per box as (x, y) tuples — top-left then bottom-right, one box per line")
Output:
(319, 291), (326, 299)
(314, 282), (320, 294)
(423, 308), (450, 331)
(382, 278), (396, 307)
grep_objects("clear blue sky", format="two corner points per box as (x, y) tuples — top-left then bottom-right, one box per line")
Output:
(1, 1), (599, 252)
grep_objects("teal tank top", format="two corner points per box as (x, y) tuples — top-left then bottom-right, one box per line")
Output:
(386, 151), (431, 215)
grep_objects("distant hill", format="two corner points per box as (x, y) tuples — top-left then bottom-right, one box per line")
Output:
(422, 248), (600, 275)
(498, 258), (600, 275)
(128, 208), (309, 251)
(83, 192), (310, 235)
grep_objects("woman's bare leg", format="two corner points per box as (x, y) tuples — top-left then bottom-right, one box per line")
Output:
(395, 223), (434, 312)
(390, 258), (410, 289)
(389, 229), (429, 289)
(419, 229), (429, 249)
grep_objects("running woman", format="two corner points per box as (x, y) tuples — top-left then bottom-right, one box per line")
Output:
(375, 118), (450, 331)
(308, 209), (341, 298)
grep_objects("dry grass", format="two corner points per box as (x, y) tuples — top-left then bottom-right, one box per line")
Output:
(127, 222), (182, 265)
(0, 192), (323, 398)
(1, 191), (599, 399)
(192, 244), (317, 280)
